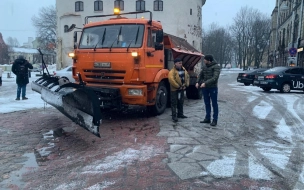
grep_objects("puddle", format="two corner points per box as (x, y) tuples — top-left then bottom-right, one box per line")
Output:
(0, 153), (38, 189)
(35, 129), (66, 162)
(0, 128), (65, 189)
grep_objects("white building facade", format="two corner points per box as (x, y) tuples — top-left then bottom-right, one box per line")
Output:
(56, 0), (206, 68)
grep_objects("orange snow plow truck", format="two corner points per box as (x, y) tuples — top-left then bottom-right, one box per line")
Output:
(32, 11), (203, 137)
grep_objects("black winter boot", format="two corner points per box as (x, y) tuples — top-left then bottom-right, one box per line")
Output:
(200, 119), (211, 123)
(172, 116), (178, 122)
(210, 120), (217, 126)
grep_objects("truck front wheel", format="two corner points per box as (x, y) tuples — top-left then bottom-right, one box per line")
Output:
(147, 81), (168, 115)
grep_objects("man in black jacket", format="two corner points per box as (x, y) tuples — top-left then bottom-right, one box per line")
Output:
(11, 55), (33, 100)
(195, 55), (221, 126)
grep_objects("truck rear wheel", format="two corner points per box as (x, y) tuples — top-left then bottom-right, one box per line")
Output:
(186, 85), (202, 99)
(147, 81), (168, 115)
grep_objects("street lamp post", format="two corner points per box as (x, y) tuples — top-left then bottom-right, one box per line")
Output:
(296, 0), (304, 66)
(273, 0), (283, 68)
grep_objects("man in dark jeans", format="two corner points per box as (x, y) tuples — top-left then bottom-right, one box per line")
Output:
(195, 55), (221, 126)
(168, 58), (190, 122)
(11, 55), (33, 100)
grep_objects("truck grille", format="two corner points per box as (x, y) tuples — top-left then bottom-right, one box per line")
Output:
(83, 69), (126, 84)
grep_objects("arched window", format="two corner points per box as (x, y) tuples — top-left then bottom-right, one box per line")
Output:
(136, 0), (145, 11)
(75, 1), (84, 12)
(94, 0), (103, 11)
(154, 0), (163, 11)
(64, 25), (68, 33)
(114, 0), (124, 11)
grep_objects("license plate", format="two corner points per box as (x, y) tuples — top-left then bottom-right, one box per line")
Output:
(94, 62), (111, 68)
(260, 81), (268, 84)
(258, 76), (264, 80)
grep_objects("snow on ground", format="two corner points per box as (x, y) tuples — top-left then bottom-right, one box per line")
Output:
(0, 66), (56, 113)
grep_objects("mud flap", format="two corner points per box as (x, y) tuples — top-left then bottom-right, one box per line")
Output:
(32, 77), (102, 137)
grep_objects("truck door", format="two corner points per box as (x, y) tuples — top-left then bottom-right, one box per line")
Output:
(145, 28), (164, 72)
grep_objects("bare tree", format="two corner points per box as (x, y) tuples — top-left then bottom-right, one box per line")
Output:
(6, 37), (20, 47)
(202, 23), (235, 68)
(32, 5), (56, 53)
(231, 7), (271, 69)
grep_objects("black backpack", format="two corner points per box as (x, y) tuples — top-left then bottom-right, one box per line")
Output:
(17, 62), (27, 76)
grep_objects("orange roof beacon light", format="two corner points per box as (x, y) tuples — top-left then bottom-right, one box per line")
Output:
(114, 8), (120, 15)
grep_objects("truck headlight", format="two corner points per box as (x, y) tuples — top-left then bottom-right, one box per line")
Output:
(128, 89), (142, 96)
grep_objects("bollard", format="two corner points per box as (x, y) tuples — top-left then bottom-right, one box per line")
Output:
(7, 72), (10, 78)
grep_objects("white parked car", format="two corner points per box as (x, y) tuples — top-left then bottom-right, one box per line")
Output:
(53, 66), (75, 82)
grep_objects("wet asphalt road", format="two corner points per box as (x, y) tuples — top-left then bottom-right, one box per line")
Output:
(1, 71), (304, 189)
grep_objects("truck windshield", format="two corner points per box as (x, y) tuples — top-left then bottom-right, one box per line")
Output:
(79, 24), (145, 49)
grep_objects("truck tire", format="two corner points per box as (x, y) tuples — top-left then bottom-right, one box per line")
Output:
(186, 85), (202, 99)
(147, 81), (168, 115)
(280, 83), (291, 93)
(186, 88), (193, 99)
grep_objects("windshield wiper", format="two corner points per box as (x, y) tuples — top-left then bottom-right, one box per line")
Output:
(127, 26), (140, 52)
(93, 28), (106, 51)
(109, 26), (122, 52)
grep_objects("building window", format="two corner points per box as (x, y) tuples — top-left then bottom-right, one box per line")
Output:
(64, 25), (68, 32)
(75, 1), (84, 12)
(190, 8), (192, 15)
(94, 1), (103, 11)
(136, 0), (145, 11)
(154, 0), (163, 11)
(114, 0), (124, 11)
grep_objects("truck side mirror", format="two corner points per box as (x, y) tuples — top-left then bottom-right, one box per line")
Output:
(73, 32), (78, 49)
(156, 30), (163, 43)
(155, 43), (163, 50)
(73, 32), (78, 43)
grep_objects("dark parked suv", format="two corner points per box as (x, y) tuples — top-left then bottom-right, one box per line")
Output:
(237, 68), (267, 86)
(253, 66), (304, 92)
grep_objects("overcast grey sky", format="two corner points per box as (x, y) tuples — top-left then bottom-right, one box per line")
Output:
(0, 0), (275, 45)
(0, 0), (55, 45)
(202, 0), (276, 28)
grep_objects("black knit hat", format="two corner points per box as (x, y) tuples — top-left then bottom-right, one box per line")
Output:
(174, 58), (182, 63)
(204, 55), (213, 62)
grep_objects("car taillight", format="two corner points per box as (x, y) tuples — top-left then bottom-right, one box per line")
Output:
(53, 71), (56, 75)
(265, 74), (277, 79)
(242, 74), (247, 77)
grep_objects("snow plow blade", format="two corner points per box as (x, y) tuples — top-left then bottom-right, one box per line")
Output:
(31, 76), (102, 137)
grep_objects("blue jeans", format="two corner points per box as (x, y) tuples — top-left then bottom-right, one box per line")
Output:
(17, 84), (27, 98)
(202, 87), (218, 121)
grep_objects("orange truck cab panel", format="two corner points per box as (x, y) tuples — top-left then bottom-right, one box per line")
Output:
(69, 11), (202, 114)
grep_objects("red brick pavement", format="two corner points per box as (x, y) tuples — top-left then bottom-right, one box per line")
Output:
(0, 108), (288, 189)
